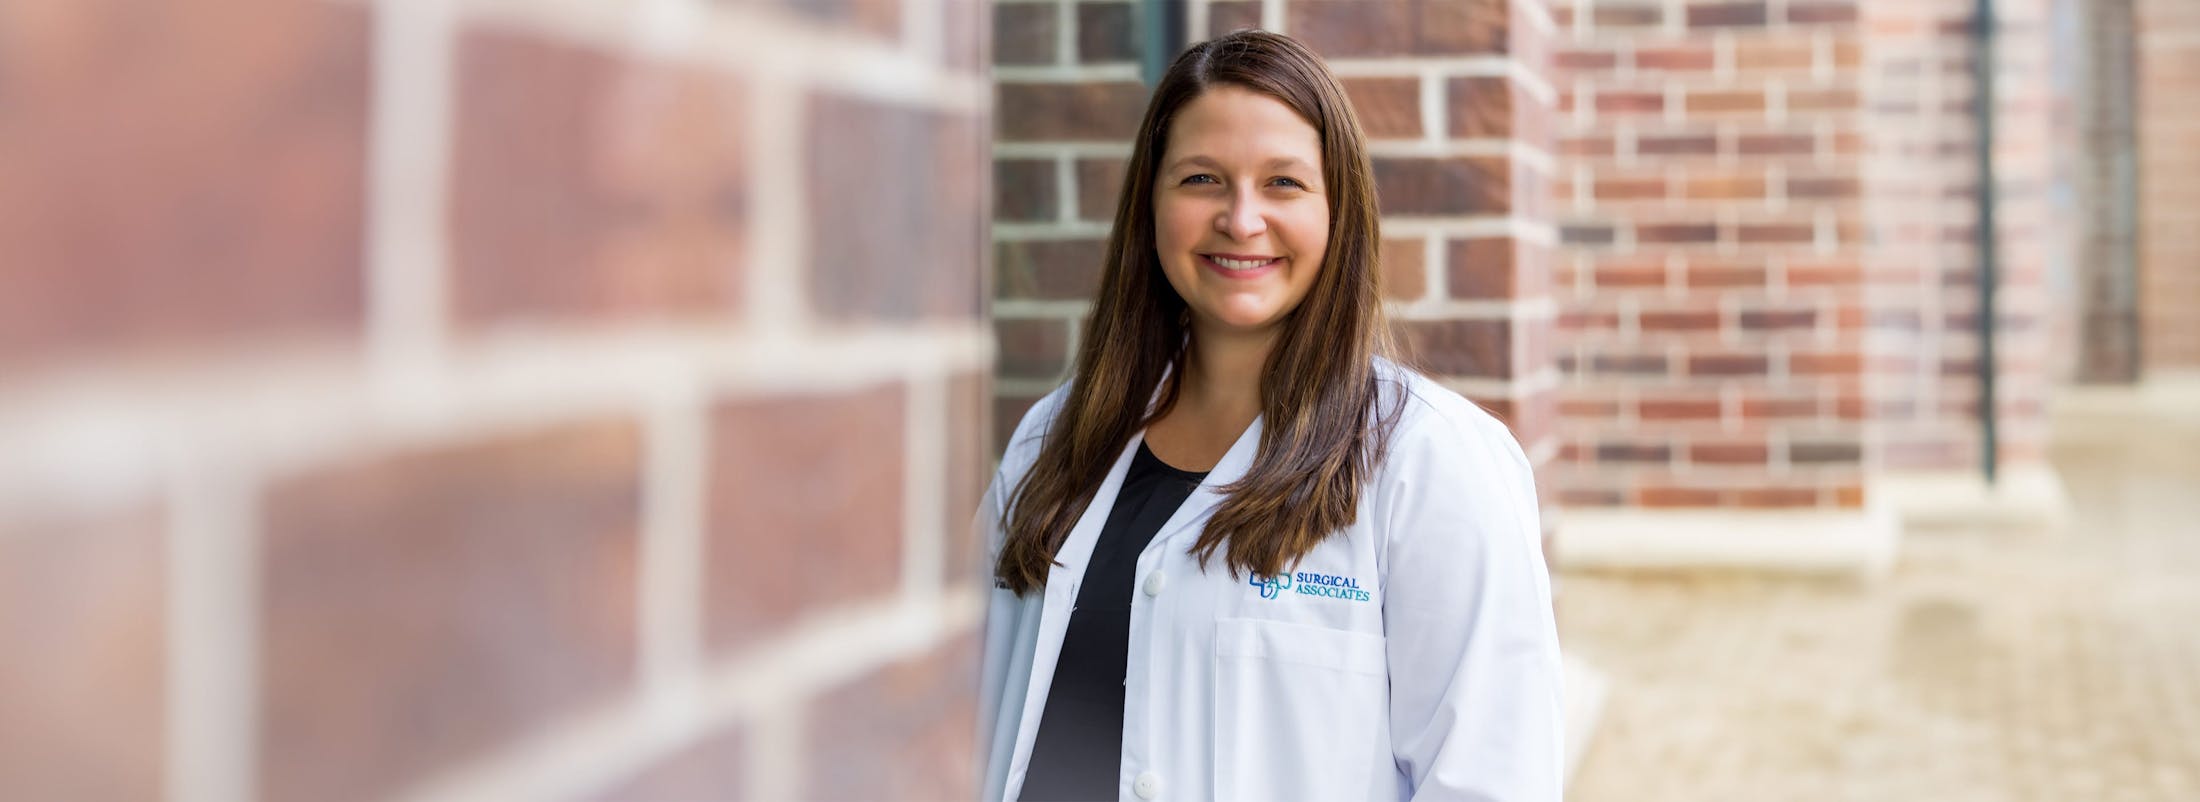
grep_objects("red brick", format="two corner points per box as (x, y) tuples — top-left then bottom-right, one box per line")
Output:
(1639, 398), (1722, 419)
(0, 506), (166, 801)
(1787, 2), (1860, 25)
(1685, 89), (1766, 114)
(1735, 39), (1814, 70)
(1450, 76), (1520, 139)
(1401, 319), (1514, 378)
(1737, 487), (1819, 508)
(1834, 484), (1866, 508)
(1562, 135), (1617, 156)
(1691, 442), (1769, 464)
(1791, 351), (1863, 374)
(1636, 45), (1715, 71)
(996, 317), (1072, 380)
(1738, 133), (1815, 155)
(1791, 440), (1862, 464)
(1560, 488), (1628, 506)
(997, 82), (1147, 141)
(1639, 223), (1720, 243)
(1742, 393), (1818, 417)
(1739, 223), (1815, 243)
(1591, 352), (1671, 375)
(0, 0), (368, 371)
(993, 3), (1058, 65)
(1291, 0), (1509, 57)
(1562, 223), (1618, 245)
(1684, 171), (1766, 199)
(994, 392), (1046, 456)
(1448, 237), (1527, 299)
(996, 239), (1103, 301)
(1595, 260), (1668, 288)
(1788, 259), (1862, 286)
(1639, 134), (1720, 155)
(1075, 157), (1127, 221)
(1344, 77), (1423, 139)
(262, 421), (643, 802)
(1596, 90), (1667, 115)
(1595, 175), (1668, 200)
(1557, 47), (1619, 71)
(1687, 1), (1768, 28)
(807, 633), (980, 801)
(1788, 175), (1860, 199)
(708, 386), (904, 650)
(451, 32), (744, 328)
(1374, 156), (1513, 215)
(1690, 353), (1769, 375)
(1596, 441), (1673, 463)
(1639, 486), (1721, 506)
(809, 95), (983, 322)
(1685, 261), (1767, 288)
(1384, 237), (1429, 301)
(1593, 4), (1664, 27)
(994, 158), (1056, 222)
(1789, 87), (1861, 111)
(1641, 310), (1720, 331)
(1741, 307), (1817, 329)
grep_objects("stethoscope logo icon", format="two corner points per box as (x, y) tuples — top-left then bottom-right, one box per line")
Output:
(1249, 572), (1293, 600)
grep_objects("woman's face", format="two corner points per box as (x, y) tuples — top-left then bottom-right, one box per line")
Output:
(1152, 85), (1329, 338)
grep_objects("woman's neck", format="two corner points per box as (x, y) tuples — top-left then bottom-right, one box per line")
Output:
(1176, 324), (1275, 423)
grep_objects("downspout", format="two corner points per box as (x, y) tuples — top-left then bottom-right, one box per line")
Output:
(1972, 0), (2000, 485)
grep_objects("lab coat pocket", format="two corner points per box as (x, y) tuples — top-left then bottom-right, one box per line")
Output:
(1211, 617), (1387, 801)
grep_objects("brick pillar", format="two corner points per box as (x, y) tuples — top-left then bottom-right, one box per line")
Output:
(2138, 0), (2200, 371)
(0, 1), (991, 800)
(1550, 0), (1875, 513)
(992, 0), (1563, 496)
(2072, 0), (2142, 383)
(1854, 0), (2065, 518)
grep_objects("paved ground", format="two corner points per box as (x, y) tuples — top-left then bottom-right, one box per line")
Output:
(1557, 385), (2200, 802)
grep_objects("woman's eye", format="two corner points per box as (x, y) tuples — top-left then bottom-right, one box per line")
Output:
(1183, 174), (1218, 185)
(1272, 177), (1307, 189)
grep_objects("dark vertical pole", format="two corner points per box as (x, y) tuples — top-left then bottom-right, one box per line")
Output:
(1973, 0), (2000, 484)
(1140, 0), (1188, 86)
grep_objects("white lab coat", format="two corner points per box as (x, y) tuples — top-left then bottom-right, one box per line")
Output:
(975, 360), (1564, 802)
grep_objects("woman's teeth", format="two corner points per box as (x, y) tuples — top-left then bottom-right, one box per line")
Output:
(1211, 256), (1275, 270)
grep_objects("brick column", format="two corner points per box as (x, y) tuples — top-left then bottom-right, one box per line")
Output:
(2138, 0), (2200, 372)
(0, 1), (991, 800)
(992, 0), (1563, 492)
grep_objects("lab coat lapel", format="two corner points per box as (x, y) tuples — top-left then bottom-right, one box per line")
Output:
(1004, 432), (1142, 790)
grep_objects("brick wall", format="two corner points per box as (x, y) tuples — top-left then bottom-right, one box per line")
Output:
(0, 1), (990, 800)
(1546, 0), (2062, 510)
(2139, 0), (2200, 371)
(991, 0), (1563, 496)
(1550, 0), (1876, 508)
(1856, 0), (2059, 472)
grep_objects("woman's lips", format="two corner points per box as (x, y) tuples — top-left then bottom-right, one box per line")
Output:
(1200, 253), (1282, 279)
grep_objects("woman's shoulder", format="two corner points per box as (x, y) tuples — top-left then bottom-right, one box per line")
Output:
(1372, 358), (1523, 460)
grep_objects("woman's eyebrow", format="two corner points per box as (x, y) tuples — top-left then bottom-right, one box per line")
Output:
(1162, 155), (1317, 173)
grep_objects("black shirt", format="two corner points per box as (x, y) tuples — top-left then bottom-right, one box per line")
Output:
(1018, 441), (1208, 802)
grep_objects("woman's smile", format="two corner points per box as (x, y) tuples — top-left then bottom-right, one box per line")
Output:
(1200, 253), (1284, 279)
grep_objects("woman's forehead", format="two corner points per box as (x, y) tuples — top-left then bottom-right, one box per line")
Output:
(1162, 86), (1322, 167)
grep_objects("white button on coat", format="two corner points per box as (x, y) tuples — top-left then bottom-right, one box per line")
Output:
(1132, 771), (1161, 800)
(975, 360), (1564, 802)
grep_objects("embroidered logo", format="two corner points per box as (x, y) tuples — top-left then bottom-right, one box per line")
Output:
(1249, 571), (1371, 603)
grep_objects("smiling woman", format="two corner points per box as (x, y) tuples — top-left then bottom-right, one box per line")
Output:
(977, 29), (1564, 802)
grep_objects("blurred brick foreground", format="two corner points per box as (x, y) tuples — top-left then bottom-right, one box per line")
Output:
(3, 0), (2197, 800)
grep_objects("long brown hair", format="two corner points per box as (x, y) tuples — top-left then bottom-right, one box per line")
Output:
(995, 30), (1402, 595)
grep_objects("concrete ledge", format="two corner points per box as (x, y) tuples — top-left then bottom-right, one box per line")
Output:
(1561, 651), (1609, 786)
(1868, 464), (2073, 531)
(1551, 506), (1901, 579)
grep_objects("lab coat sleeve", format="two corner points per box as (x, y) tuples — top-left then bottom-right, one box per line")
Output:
(973, 465), (1015, 802)
(1380, 410), (1565, 802)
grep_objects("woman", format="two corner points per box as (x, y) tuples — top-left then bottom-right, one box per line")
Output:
(976, 30), (1562, 802)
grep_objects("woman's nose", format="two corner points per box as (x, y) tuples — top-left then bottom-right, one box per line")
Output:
(1216, 190), (1267, 241)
